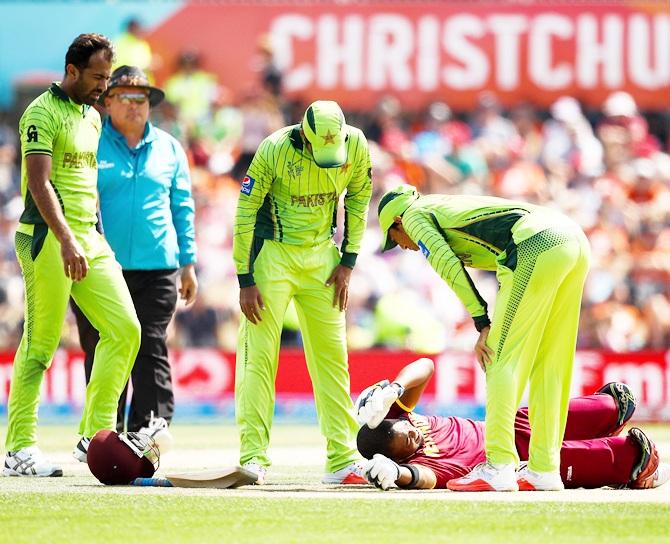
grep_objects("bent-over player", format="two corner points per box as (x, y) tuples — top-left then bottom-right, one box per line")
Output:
(378, 185), (591, 491)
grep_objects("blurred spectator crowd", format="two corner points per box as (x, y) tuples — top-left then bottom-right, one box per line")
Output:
(0, 26), (669, 355)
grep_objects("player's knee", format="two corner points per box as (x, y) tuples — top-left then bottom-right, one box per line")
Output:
(125, 314), (142, 349)
(23, 335), (61, 370)
(105, 312), (141, 349)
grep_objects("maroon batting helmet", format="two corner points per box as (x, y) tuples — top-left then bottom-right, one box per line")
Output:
(87, 430), (160, 485)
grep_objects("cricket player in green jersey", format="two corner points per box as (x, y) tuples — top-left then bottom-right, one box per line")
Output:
(2, 34), (140, 477)
(233, 101), (372, 484)
(378, 184), (591, 492)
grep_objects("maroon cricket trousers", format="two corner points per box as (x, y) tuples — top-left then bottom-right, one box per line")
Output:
(514, 394), (640, 488)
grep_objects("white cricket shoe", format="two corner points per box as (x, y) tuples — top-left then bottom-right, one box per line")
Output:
(517, 464), (564, 491)
(138, 412), (173, 453)
(3, 446), (63, 477)
(650, 462), (670, 489)
(72, 437), (90, 463)
(322, 460), (367, 484)
(242, 461), (267, 485)
(447, 462), (518, 491)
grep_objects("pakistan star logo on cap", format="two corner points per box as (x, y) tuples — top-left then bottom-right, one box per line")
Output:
(322, 129), (336, 145)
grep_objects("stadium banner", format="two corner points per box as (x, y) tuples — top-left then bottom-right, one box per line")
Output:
(1, 349), (669, 422)
(150, 1), (670, 110)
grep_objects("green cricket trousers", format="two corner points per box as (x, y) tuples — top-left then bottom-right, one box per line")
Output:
(236, 239), (359, 472)
(485, 213), (591, 473)
(5, 222), (140, 451)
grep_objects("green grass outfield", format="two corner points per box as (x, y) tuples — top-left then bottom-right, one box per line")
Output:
(1, 423), (669, 544)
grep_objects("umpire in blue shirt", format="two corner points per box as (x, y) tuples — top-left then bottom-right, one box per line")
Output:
(72, 66), (197, 444)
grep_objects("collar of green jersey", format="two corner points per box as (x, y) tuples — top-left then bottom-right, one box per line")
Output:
(49, 82), (90, 115)
(49, 82), (69, 101)
(289, 126), (304, 151)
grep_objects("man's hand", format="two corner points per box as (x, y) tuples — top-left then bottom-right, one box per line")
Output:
(356, 380), (404, 429)
(365, 454), (400, 490)
(179, 264), (198, 305)
(325, 264), (352, 311)
(239, 285), (265, 324)
(60, 236), (89, 281)
(475, 326), (494, 371)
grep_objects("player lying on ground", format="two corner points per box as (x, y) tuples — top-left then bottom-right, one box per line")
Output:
(356, 358), (670, 491)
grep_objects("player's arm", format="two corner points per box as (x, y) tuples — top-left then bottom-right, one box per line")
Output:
(340, 130), (372, 267)
(397, 463), (437, 489)
(327, 131), (373, 310)
(356, 358), (434, 428)
(392, 357), (434, 410)
(232, 138), (273, 323)
(402, 210), (490, 332)
(26, 155), (89, 281)
(169, 141), (198, 304)
(365, 454), (437, 490)
(21, 106), (88, 281)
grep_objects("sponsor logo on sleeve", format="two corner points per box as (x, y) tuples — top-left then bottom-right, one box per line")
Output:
(418, 240), (430, 258)
(241, 175), (255, 195)
(26, 125), (38, 143)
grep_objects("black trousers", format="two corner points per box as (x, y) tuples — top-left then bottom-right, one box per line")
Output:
(71, 269), (178, 432)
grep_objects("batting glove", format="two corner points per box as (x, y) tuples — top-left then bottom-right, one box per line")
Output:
(365, 454), (400, 490)
(356, 381), (405, 429)
(354, 380), (388, 424)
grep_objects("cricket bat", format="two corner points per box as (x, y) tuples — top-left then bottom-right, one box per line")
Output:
(130, 466), (258, 489)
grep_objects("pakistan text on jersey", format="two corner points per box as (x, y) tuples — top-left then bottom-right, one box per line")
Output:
(62, 152), (97, 169)
(290, 192), (338, 207)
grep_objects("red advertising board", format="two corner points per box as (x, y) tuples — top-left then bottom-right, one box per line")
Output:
(149, 2), (670, 110)
(1, 349), (669, 421)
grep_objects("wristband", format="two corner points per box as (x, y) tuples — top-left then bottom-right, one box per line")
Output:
(391, 382), (405, 397)
(473, 314), (491, 332)
(398, 464), (421, 489)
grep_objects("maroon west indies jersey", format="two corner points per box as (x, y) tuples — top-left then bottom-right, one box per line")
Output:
(387, 402), (486, 488)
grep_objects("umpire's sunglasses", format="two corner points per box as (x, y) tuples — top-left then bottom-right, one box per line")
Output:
(110, 92), (150, 105)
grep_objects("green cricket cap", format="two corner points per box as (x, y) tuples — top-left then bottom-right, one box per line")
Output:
(302, 100), (348, 168)
(378, 184), (420, 252)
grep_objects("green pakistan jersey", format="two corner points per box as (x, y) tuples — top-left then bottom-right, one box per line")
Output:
(400, 194), (553, 328)
(234, 125), (372, 286)
(18, 83), (101, 226)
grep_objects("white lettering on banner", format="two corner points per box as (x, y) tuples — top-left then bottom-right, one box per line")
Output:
(443, 14), (488, 89)
(529, 14), (573, 89)
(39, 350), (86, 406)
(48, 350), (68, 405)
(317, 15), (364, 89)
(489, 15), (527, 90)
(172, 349), (231, 399)
(70, 354), (86, 406)
(629, 14), (670, 89)
(435, 352), (487, 404)
(576, 14), (623, 88)
(368, 15), (414, 90)
(272, 14), (314, 91)
(603, 363), (665, 407)
(272, 12), (670, 94)
(435, 351), (466, 403)
(417, 16), (440, 91)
